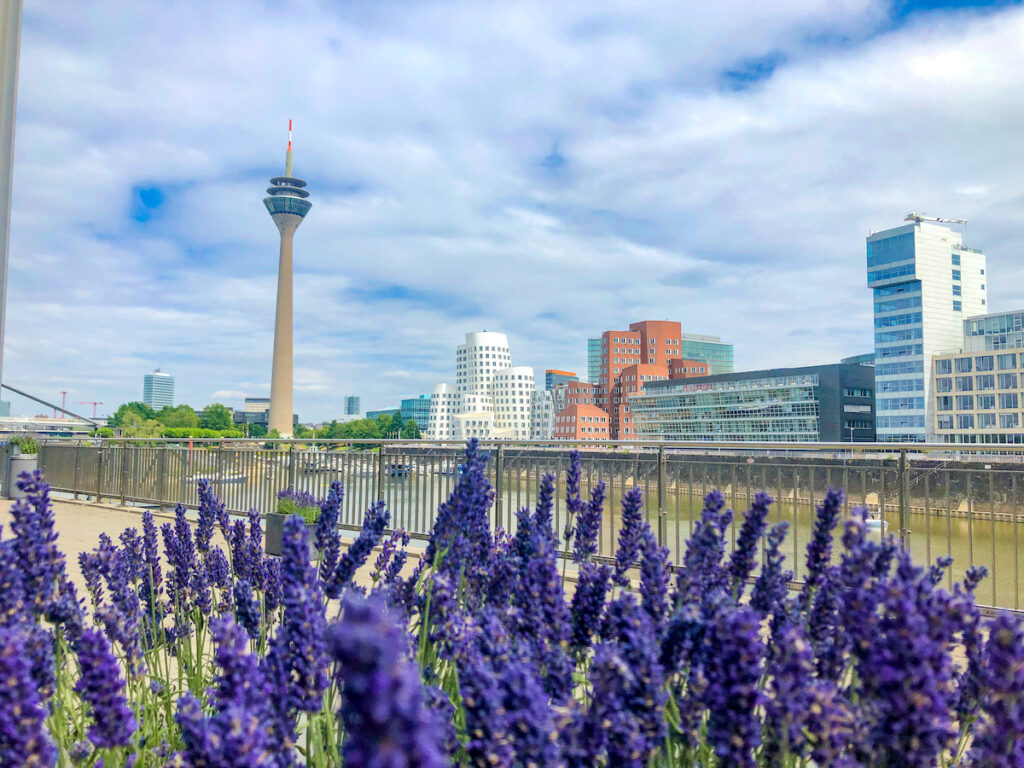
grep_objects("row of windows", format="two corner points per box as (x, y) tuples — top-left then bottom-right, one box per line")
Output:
(967, 313), (1024, 337)
(939, 413), (1020, 430)
(842, 387), (873, 398)
(877, 361), (924, 376)
(876, 415), (926, 428)
(875, 312), (922, 329)
(875, 296), (922, 313)
(877, 343), (923, 359)
(878, 397), (925, 410)
(868, 263), (915, 283)
(877, 378), (923, 393)
(937, 393), (1020, 411)
(875, 327), (923, 344)
(875, 283), (920, 298)
(866, 232), (914, 267)
(936, 354), (1019, 374)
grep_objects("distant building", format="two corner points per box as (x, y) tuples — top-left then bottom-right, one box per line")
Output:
(1, 415), (93, 438)
(244, 397), (270, 414)
(531, 389), (556, 440)
(679, 333), (734, 375)
(143, 370), (174, 410)
(553, 403), (610, 442)
(587, 338), (602, 384)
(868, 214), (987, 442)
(630, 363), (876, 442)
(545, 369), (578, 390)
(931, 309), (1024, 444)
(367, 407), (401, 421)
(841, 353), (876, 366)
(400, 395), (431, 429)
(344, 396), (361, 416)
(426, 331), (536, 441)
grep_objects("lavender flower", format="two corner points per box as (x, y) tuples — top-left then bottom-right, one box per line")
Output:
(764, 621), (815, 761)
(955, 564), (989, 722)
(798, 486), (844, 611)
(728, 491), (772, 598)
(73, 627), (137, 748)
(968, 611), (1024, 764)
(262, 556), (281, 616)
(246, 509), (265, 590)
(750, 521), (792, 619)
(639, 525), (670, 628)
(533, 472), (556, 539)
(613, 486), (645, 586)
(570, 561), (611, 653)
(264, 516), (328, 715)
(452, 623), (513, 767)
(11, 471), (66, 617)
(0, 534), (24, 625)
(675, 490), (733, 611)
(588, 642), (654, 767)
(195, 478), (219, 553)
(175, 618), (274, 767)
(562, 450), (585, 552)
(370, 527), (409, 584)
(424, 686), (458, 758)
(572, 480), (605, 564)
(327, 500), (390, 598)
(233, 578), (262, 639)
(484, 528), (518, 608)
(316, 480), (343, 583)
(0, 626), (56, 766)
(327, 592), (446, 768)
(140, 510), (163, 622)
(703, 606), (764, 767)
(500, 655), (562, 767)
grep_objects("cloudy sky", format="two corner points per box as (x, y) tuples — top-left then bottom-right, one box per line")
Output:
(5, 0), (1024, 421)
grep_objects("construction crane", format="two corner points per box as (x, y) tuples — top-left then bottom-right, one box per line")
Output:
(77, 401), (104, 418)
(904, 212), (968, 225)
(54, 390), (67, 419)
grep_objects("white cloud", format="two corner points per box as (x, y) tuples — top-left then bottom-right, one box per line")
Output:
(6, 0), (1024, 420)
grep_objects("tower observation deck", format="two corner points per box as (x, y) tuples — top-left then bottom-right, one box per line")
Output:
(264, 121), (311, 437)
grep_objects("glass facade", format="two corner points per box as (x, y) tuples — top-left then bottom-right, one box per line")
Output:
(965, 310), (1024, 351)
(678, 334), (734, 375)
(400, 395), (431, 429)
(343, 396), (360, 415)
(631, 374), (821, 442)
(142, 372), (174, 410)
(587, 338), (602, 384)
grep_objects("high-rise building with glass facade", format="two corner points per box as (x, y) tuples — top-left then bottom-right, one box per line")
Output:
(545, 370), (578, 390)
(344, 396), (360, 415)
(679, 333), (734, 375)
(587, 338), (602, 384)
(401, 394), (431, 430)
(868, 215), (987, 442)
(142, 370), (174, 410)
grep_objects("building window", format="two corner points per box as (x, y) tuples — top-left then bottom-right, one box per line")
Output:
(956, 395), (974, 411)
(977, 375), (995, 391)
(952, 269), (961, 281)
(937, 415), (954, 430)
(953, 285), (962, 296)
(999, 373), (1018, 389)
(976, 355), (994, 371)
(957, 414), (975, 429)
(936, 396), (953, 411)
(953, 301), (963, 311)
(952, 253), (961, 266)
(978, 395), (996, 410)
(1000, 413), (1020, 428)
(956, 376), (974, 392)
(978, 413), (996, 428)
(935, 378), (953, 393)
(998, 353), (1018, 370)
(955, 358), (973, 373)
(999, 393), (1019, 410)
(935, 359), (953, 375)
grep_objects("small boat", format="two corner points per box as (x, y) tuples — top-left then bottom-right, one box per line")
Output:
(866, 507), (888, 531)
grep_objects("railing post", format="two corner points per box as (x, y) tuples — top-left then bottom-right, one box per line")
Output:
(898, 449), (910, 549)
(657, 445), (667, 546)
(157, 447), (168, 510)
(73, 441), (81, 501)
(376, 444), (386, 502)
(120, 445), (129, 506)
(96, 448), (105, 504)
(494, 445), (505, 532)
(288, 446), (297, 490)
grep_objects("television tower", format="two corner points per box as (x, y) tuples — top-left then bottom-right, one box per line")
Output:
(263, 120), (311, 437)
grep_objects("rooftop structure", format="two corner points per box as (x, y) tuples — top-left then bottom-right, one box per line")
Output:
(264, 121), (312, 438)
(545, 369), (578, 390)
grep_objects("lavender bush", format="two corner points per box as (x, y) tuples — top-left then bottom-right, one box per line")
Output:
(1, 442), (1023, 766)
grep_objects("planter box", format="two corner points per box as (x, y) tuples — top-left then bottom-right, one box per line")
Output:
(2, 448), (38, 500)
(264, 513), (318, 558)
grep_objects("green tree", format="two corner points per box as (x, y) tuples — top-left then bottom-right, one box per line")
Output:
(294, 423), (314, 439)
(155, 404), (200, 428)
(248, 423), (267, 438)
(108, 401), (156, 428)
(200, 403), (234, 431)
(401, 419), (421, 439)
(119, 411), (164, 437)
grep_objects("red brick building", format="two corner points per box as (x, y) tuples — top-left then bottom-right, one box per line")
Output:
(553, 403), (610, 441)
(554, 320), (711, 440)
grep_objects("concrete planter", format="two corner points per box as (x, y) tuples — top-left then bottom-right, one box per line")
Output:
(2, 446), (38, 500)
(264, 513), (318, 558)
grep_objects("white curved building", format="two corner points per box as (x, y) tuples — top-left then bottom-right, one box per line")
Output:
(426, 331), (536, 441)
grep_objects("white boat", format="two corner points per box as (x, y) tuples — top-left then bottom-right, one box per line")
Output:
(866, 507), (888, 531)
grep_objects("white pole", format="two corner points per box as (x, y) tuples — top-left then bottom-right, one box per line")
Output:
(0, 0), (23, 394)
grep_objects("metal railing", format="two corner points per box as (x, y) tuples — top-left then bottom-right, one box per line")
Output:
(33, 437), (1024, 612)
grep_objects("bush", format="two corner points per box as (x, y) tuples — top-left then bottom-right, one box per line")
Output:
(7, 434), (40, 454)
(275, 488), (321, 523)
(1, 444), (1022, 766)
(161, 427), (244, 439)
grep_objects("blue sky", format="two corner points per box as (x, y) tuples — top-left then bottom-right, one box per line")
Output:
(6, 0), (1024, 421)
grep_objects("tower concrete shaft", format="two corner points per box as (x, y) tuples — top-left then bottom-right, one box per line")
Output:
(264, 123), (311, 438)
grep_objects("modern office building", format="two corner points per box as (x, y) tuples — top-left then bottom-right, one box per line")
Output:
(587, 338), (602, 384)
(545, 369), (578, 390)
(142, 370), (174, 410)
(841, 353), (876, 367)
(367, 407), (400, 421)
(531, 389), (556, 440)
(679, 333), (734, 375)
(553, 403), (610, 441)
(930, 309), (1024, 444)
(868, 213), (987, 442)
(264, 121), (312, 438)
(630, 363), (876, 442)
(597, 320), (713, 438)
(400, 395), (431, 430)
(344, 396), (361, 416)
(426, 331), (536, 441)
(244, 396), (270, 414)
